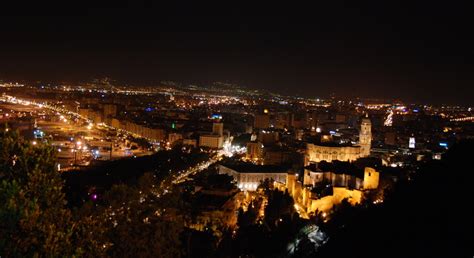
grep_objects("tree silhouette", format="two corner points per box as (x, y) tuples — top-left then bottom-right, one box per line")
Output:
(264, 189), (296, 228)
(0, 130), (103, 256)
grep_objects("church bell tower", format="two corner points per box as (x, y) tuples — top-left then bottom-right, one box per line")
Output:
(359, 114), (372, 157)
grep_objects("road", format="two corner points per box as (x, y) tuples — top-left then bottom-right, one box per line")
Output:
(155, 139), (245, 196)
(0, 94), (149, 170)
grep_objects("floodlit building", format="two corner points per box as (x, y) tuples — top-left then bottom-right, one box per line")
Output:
(183, 139), (197, 147)
(305, 117), (372, 164)
(199, 122), (225, 149)
(218, 163), (289, 191)
(246, 141), (264, 162)
(275, 161), (380, 213)
(200, 134), (224, 149)
(306, 143), (363, 164)
(359, 116), (372, 156)
(168, 133), (183, 145)
(114, 120), (165, 142)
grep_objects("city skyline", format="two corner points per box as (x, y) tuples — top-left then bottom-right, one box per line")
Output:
(0, 1), (472, 105)
(0, 3), (473, 257)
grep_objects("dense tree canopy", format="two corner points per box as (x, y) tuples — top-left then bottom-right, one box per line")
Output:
(0, 131), (184, 257)
(0, 130), (101, 256)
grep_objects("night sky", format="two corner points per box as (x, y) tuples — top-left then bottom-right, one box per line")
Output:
(0, 1), (472, 105)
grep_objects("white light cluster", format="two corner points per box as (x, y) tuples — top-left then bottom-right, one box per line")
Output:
(238, 183), (258, 191)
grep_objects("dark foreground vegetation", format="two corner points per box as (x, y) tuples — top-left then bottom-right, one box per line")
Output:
(1, 130), (472, 257)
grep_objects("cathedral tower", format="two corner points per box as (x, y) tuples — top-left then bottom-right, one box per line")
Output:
(359, 114), (372, 157)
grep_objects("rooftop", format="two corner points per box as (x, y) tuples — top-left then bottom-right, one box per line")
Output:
(305, 160), (365, 178)
(192, 193), (235, 210)
(220, 162), (290, 173)
(311, 142), (357, 148)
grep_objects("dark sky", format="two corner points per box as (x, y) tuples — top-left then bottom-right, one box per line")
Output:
(0, 1), (472, 105)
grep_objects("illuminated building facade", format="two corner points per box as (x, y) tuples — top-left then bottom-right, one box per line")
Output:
(218, 163), (288, 191)
(199, 134), (224, 149)
(359, 116), (372, 156)
(276, 164), (380, 214)
(305, 117), (372, 164)
(306, 144), (362, 164)
(246, 142), (264, 162)
(168, 133), (183, 145)
(199, 122), (225, 149)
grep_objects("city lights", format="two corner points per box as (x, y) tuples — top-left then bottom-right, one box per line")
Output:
(0, 5), (471, 255)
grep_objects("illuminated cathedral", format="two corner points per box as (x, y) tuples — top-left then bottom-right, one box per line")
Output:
(305, 116), (372, 165)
